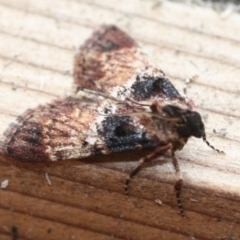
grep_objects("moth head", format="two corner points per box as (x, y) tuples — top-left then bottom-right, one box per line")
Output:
(161, 104), (224, 153)
(162, 105), (204, 139)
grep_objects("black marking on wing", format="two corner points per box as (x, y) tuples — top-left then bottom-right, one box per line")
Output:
(131, 76), (183, 101)
(4, 122), (49, 162)
(99, 115), (157, 152)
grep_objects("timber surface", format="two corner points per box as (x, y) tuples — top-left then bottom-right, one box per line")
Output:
(0, 0), (240, 240)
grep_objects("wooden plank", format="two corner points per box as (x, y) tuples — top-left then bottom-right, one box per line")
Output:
(0, 0), (240, 239)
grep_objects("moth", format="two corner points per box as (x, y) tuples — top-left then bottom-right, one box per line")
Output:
(1, 25), (222, 215)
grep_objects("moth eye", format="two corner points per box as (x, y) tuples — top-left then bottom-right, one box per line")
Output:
(187, 112), (205, 138)
(191, 122), (204, 138)
(177, 126), (192, 138)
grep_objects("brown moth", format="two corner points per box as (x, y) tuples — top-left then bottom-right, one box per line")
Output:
(1, 25), (223, 215)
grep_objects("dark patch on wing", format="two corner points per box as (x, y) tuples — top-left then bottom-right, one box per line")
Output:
(3, 122), (50, 162)
(99, 115), (157, 153)
(131, 76), (183, 101)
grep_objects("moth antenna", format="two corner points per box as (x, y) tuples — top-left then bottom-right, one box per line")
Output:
(183, 74), (198, 96)
(202, 134), (224, 154)
(182, 75), (198, 111)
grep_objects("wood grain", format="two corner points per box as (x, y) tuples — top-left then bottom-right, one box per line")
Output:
(0, 0), (240, 239)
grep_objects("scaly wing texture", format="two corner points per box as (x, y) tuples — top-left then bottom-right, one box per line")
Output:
(1, 25), (187, 162)
(74, 25), (184, 103)
(74, 25), (146, 94)
(1, 97), (162, 162)
(1, 97), (105, 162)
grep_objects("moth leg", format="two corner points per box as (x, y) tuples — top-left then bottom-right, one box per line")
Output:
(171, 150), (184, 217)
(125, 143), (172, 195)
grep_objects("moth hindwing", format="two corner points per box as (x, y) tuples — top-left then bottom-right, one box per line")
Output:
(1, 25), (223, 216)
